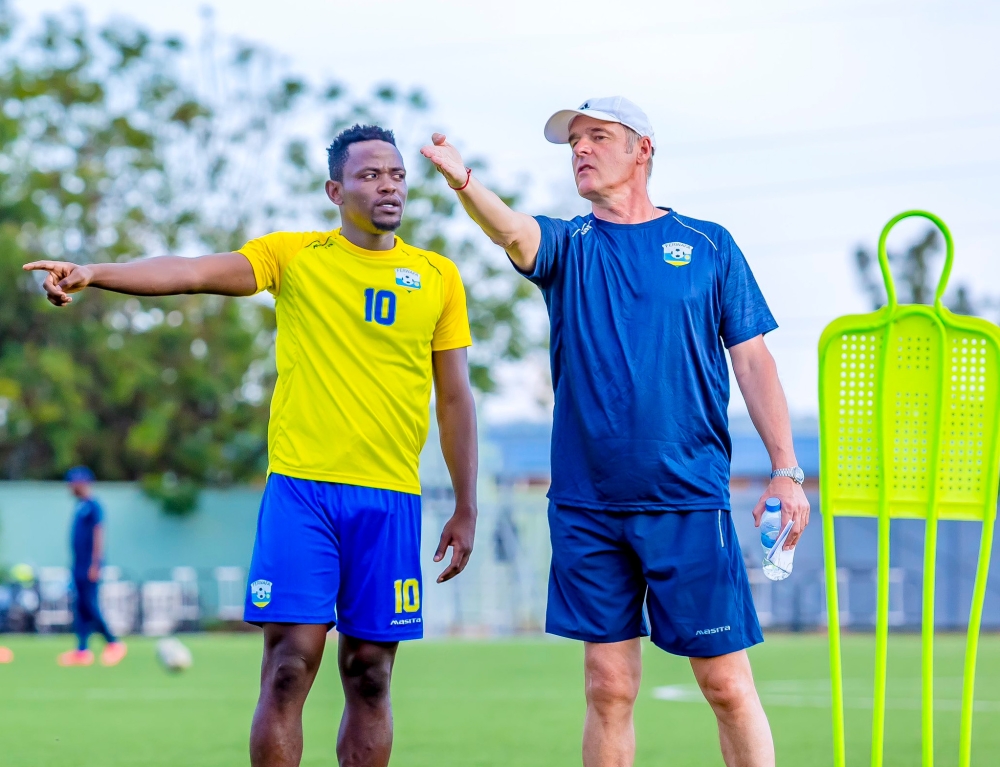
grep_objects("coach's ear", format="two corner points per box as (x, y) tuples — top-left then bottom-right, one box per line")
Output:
(325, 179), (343, 206)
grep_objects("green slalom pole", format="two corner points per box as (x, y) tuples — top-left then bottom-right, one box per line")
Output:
(920, 313), (948, 767)
(823, 508), (846, 767)
(921, 517), (938, 767)
(959, 516), (996, 767)
(867, 221), (901, 767)
(871, 505), (891, 767)
(869, 308), (896, 767)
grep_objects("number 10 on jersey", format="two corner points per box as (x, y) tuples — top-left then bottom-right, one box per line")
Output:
(364, 288), (396, 326)
(394, 578), (419, 613)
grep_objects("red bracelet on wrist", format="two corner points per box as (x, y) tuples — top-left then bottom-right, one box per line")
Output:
(449, 167), (472, 191)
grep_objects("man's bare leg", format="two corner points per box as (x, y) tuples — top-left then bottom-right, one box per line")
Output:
(690, 650), (774, 767)
(250, 623), (328, 767)
(582, 639), (642, 767)
(336, 634), (399, 767)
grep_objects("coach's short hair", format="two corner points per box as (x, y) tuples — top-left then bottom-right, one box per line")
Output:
(624, 126), (654, 180)
(327, 124), (397, 181)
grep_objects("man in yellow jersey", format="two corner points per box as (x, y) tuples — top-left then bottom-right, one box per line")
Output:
(25, 124), (479, 767)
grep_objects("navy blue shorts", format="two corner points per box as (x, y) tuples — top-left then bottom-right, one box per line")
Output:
(546, 504), (762, 657)
(244, 473), (423, 641)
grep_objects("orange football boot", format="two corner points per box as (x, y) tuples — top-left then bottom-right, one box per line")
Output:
(57, 649), (95, 666)
(101, 641), (128, 667)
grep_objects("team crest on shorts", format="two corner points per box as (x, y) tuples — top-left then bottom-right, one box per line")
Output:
(250, 579), (273, 608)
(395, 268), (421, 290)
(662, 241), (693, 267)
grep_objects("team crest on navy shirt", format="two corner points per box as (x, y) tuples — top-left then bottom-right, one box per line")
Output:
(662, 242), (693, 267)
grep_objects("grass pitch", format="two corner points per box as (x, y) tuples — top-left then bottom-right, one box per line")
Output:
(1, 632), (1000, 766)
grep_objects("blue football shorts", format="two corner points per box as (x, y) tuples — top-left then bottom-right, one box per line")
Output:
(546, 504), (763, 657)
(244, 473), (424, 641)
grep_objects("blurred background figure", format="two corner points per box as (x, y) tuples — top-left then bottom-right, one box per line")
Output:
(0, 645), (11, 663)
(58, 466), (127, 667)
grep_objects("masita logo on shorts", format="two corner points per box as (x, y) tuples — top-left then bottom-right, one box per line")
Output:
(395, 268), (421, 290)
(694, 624), (731, 636)
(250, 579), (273, 608)
(389, 617), (422, 626)
(663, 241), (693, 267)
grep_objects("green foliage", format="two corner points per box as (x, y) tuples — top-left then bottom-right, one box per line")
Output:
(0, 8), (274, 504)
(140, 471), (203, 516)
(0, 5), (541, 510)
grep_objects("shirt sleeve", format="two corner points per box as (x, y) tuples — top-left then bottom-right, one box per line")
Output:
(237, 232), (306, 296)
(87, 500), (103, 526)
(514, 216), (574, 289)
(432, 259), (473, 351)
(719, 231), (778, 348)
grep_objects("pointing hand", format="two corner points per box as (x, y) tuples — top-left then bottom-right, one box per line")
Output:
(23, 260), (94, 306)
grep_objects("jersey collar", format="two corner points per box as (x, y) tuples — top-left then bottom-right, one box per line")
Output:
(333, 229), (403, 259)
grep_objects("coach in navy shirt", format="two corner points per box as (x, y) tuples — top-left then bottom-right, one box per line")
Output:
(424, 97), (809, 767)
(530, 212), (777, 511)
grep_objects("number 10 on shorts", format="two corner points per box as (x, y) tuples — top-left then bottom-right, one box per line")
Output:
(393, 578), (420, 613)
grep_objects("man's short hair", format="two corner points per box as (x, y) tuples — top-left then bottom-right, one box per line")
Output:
(327, 124), (397, 182)
(624, 126), (654, 180)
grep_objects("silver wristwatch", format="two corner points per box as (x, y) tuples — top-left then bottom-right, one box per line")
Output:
(771, 467), (805, 485)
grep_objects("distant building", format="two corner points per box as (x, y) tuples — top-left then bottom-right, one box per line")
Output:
(486, 416), (819, 487)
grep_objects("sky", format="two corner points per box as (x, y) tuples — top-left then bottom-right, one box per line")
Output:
(22, 0), (1000, 422)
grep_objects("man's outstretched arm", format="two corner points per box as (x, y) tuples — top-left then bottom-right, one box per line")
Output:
(420, 134), (542, 273)
(23, 253), (258, 307)
(431, 347), (478, 583)
(730, 334), (811, 549)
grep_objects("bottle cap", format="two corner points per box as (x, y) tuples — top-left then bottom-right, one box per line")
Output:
(765, 497), (781, 512)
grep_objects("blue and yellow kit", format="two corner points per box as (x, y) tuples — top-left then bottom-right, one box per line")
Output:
(240, 229), (471, 638)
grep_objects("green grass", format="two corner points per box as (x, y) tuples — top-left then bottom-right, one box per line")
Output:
(1, 632), (1000, 765)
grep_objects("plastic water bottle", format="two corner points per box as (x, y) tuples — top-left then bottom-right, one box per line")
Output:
(760, 497), (793, 581)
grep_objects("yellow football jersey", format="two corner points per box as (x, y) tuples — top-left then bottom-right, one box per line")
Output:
(238, 229), (472, 495)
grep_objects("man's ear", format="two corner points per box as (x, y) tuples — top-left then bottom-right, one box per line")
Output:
(638, 137), (653, 163)
(325, 179), (343, 206)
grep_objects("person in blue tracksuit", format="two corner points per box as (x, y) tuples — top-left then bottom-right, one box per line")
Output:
(58, 466), (127, 667)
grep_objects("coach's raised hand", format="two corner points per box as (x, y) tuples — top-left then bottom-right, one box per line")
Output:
(420, 133), (469, 188)
(421, 133), (541, 272)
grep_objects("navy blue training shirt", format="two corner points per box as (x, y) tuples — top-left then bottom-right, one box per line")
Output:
(70, 498), (103, 575)
(521, 210), (777, 512)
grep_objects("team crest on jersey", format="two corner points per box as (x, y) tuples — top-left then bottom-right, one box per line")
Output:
(395, 268), (421, 290)
(250, 579), (272, 608)
(663, 241), (693, 267)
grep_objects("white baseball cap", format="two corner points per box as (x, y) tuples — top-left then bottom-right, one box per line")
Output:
(544, 96), (656, 150)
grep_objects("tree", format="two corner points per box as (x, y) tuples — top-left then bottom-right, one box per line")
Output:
(0, 4), (541, 511)
(853, 226), (980, 315)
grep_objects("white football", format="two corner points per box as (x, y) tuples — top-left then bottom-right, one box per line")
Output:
(156, 637), (193, 672)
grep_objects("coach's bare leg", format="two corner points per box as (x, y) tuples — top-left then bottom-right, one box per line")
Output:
(337, 634), (399, 767)
(251, 623), (328, 767)
(582, 639), (642, 767)
(690, 650), (774, 767)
